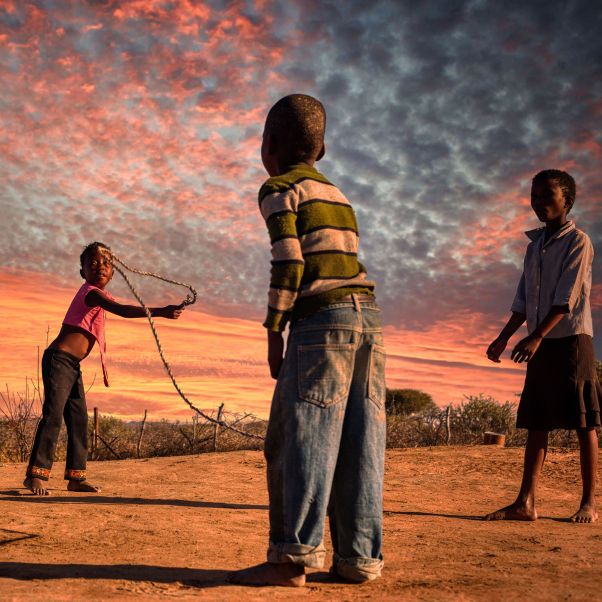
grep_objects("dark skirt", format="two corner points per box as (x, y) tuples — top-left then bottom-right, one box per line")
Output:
(517, 334), (601, 431)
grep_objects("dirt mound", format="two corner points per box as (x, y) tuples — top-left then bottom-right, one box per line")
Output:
(1, 447), (600, 600)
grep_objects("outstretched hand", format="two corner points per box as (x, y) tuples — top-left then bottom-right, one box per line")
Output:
(158, 304), (184, 319)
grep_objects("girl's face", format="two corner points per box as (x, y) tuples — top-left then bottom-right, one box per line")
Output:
(530, 178), (568, 223)
(81, 247), (113, 289)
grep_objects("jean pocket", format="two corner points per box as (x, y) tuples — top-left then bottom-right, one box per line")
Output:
(367, 344), (386, 409)
(297, 343), (355, 407)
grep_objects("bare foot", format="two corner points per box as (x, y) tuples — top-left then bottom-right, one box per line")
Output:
(67, 480), (101, 493)
(569, 502), (598, 524)
(23, 477), (50, 496)
(228, 562), (305, 587)
(484, 501), (537, 521)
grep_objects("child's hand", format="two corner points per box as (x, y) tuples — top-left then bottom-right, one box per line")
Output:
(511, 334), (542, 363)
(267, 331), (284, 380)
(158, 304), (184, 319)
(486, 337), (507, 363)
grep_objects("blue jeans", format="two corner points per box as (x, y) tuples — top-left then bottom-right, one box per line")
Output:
(265, 297), (386, 581)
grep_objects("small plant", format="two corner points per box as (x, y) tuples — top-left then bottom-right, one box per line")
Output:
(0, 378), (42, 462)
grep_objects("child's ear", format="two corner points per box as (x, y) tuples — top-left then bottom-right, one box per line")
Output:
(316, 143), (325, 162)
(80, 269), (85, 279)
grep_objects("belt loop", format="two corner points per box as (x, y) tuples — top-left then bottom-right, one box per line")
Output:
(352, 293), (361, 313)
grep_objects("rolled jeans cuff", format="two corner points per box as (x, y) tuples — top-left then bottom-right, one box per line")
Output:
(332, 552), (384, 582)
(267, 541), (326, 568)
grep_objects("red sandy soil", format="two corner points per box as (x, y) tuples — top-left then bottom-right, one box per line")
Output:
(0, 446), (600, 601)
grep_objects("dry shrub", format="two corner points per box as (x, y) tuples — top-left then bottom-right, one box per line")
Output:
(88, 413), (267, 461)
(450, 395), (518, 445)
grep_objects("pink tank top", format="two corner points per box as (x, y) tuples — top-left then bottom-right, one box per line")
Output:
(63, 282), (114, 387)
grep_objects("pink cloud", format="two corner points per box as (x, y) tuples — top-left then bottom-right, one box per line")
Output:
(0, 270), (526, 420)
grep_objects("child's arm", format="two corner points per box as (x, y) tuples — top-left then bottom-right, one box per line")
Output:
(85, 290), (183, 319)
(511, 233), (594, 363)
(486, 312), (526, 362)
(260, 186), (304, 379)
(268, 331), (284, 379)
(510, 306), (566, 363)
(487, 272), (527, 363)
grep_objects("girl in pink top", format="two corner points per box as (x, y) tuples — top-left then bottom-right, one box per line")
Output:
(25, 242), (183, 495)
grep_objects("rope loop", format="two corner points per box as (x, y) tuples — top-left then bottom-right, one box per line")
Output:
(109, 251), (264, 441)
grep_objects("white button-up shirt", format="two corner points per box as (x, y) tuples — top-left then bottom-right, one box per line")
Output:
(511, 221), (594, 338)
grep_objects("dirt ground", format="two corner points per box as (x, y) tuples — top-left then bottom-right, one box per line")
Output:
(0, 446), (601, 601)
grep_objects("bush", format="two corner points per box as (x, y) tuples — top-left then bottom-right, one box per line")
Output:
(450, 395), (517, 445)
(386, 389), (436, 416)
(386, 395), (528, 448)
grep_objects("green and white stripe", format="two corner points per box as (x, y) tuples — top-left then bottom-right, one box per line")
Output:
(259, 163), (375, 331)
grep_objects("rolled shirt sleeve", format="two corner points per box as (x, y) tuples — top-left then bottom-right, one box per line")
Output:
(510, 272), (527, 314)
(552, 235), (593, 310)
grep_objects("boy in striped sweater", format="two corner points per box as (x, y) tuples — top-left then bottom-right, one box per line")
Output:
(231, 95), (386, 587)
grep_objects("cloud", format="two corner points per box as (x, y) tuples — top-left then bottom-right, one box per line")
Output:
(275, 0), (602, 348)
(0, 270), (526, 418)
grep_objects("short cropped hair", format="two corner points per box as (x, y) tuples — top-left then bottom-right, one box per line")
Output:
(532, 169), (576, 213)
(80, 241), (111, 267)
(265, 94), (326, 163)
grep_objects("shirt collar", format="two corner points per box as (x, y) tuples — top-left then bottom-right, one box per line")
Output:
(285, 162), (318, 173)
(525, 220), (575, 244)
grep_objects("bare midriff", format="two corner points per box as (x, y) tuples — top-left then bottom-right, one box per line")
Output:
(48, 324), (96, 361)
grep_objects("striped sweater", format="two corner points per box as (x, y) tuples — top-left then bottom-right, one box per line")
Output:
(259, 163), (375, 332)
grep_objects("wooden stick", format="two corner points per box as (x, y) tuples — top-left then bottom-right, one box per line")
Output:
(92, 407), (99, 459)
(136, 409), (147, 458)
(213, 403), (224, 452)
(445, 405), (451, 445)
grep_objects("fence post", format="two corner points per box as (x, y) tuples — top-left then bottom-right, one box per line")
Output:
(213, 403), (224, 452)
(136, 409), (148, 458)
(445, 405), (451, 445)
(92, 407), (99, 459)
(192, 415), (198, 453)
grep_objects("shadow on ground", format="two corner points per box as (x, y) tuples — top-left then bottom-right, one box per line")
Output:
(0, 529), (39, 546)
(0, 493), (267, 510)
(384, 510), (482, 521)
(0, 562), (337, 589)
(0, 562), (231, 588)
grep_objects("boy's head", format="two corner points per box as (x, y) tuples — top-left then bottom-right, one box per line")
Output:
(531, 169), (576, 222)
(80, 242), (113, 289)
(262, 94), (326, 176)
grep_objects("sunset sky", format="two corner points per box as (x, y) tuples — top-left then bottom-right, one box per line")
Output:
(1, 1), (600, 420)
